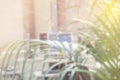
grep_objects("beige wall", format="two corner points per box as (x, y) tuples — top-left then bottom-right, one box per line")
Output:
(61, 0), (91, 42)
(34, 0), (52, 39)
(34, 0), (90, 41)
(0, 0), (23, 45)
(0, 0), (91, 45)
(65, 0), (90, 32)
(0, 0), (53, 45)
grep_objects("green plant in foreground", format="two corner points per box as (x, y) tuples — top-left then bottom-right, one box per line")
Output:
(72, 0), (120, 80)
(77, 0), (120, 80)
(1, 0), (120, 80)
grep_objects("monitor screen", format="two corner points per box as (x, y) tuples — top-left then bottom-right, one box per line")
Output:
(58, 33), (71, 43)
(49, 33), (58, 52)
(49, 33), (72, 52)
(39, 32), (72, 53)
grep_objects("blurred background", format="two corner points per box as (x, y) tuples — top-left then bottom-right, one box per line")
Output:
(0, 0), (91, 45)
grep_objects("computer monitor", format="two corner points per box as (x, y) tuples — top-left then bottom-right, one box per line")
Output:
(58, 33), (72, 43)
(40, 32), (72, 54)
(39, 33), (48, 52)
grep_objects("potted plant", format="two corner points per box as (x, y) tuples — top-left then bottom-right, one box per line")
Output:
(75, 0), (120, 80)
(0, 0), (120, 80)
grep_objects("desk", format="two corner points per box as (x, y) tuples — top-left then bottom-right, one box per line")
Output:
(27, 57), (68, 80)
(34, 71), (59, 80)
(1, 70), (22, 80)
(17, 57), (68, 63)
(17, 56), (68, 80)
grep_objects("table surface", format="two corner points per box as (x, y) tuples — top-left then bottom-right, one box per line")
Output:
(34, 71), (59, 77)
(17, 57), (69, 63)
(1, 70), (21, 75)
